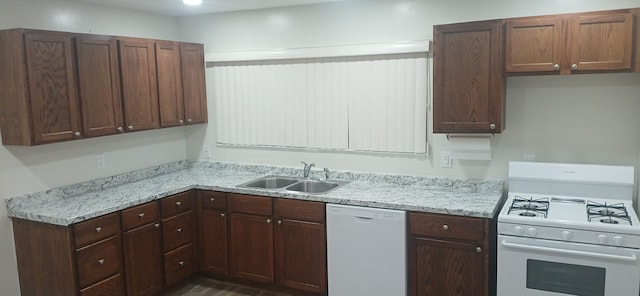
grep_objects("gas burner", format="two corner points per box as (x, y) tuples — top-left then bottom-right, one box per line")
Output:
(587, 201), (632, 226)
(508, 196), (550, 218)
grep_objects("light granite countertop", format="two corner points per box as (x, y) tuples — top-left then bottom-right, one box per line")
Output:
(6, 161), (505, 226)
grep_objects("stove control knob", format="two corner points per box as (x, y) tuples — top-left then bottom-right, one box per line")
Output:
(612, 236), (625, 246)
(513, 226), (524, 235)
(526, 227), (537, 237)
(597, 234), (608, 244)
(561, 230), (573, 241)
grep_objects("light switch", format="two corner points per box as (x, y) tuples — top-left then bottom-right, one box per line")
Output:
(441, 151), (452, 168)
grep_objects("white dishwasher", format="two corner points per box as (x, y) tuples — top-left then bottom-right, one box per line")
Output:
(326, 204), (406, 296)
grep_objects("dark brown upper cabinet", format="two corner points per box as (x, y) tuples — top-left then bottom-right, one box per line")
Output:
(433, 20), (506, 134)
(506, 10), (636, 74)
(180, 43), (208, 125)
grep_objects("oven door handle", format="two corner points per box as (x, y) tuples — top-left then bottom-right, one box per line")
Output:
(501, 240), (638, 263)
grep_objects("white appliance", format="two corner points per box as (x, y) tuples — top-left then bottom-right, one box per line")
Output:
(326, 204), (406, 296)
(498, 161), (640, 296)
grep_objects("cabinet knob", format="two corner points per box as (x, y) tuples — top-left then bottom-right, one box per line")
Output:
(178, 119), (184, 124)
(175, 201), (182, 207)
(277, 220), (282, 225)
(178, 261), (185, 267)
(177, 228), (182, 233)
(95, 227), (102, 233)
(210, 197), (215, 203)
(553, 64), (560, 71)
(476, 246), (482, 253)
(154, 223), (160, 228)
(442, 224), (449, 231)
(187, 118), (193, 123)
(74, 132), (81, 137)
(127, 125), (134, 131)
(571, 64), (578, 70)
(489, 123), (496, 130)
(266, 219), (272, 224)
(138, 212), (145, 218)
(116, 126), (123, 132)
(98, 259), (105, 265)
(220, 213), (226, 218)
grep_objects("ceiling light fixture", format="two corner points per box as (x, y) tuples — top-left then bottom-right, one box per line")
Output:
(183, 0), (202, 6)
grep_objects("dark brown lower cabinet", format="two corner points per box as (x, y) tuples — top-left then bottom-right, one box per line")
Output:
(200, 208), (229, 275)
(123, 222), (164, 296)
(275, 219), (326, 293)
(229, 212), (275, 283)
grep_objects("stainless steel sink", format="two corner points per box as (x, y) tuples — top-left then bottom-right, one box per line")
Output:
(237, 175), (348, 194)
(236, 175), (299, 189)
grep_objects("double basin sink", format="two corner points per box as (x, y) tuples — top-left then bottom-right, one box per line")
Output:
(237, 175), (349, 194)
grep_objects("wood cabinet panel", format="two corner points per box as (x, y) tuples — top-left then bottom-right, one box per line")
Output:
(123, 222), (164, 296)
(230, 212), (274, 283)
(162, 211), (194, 252)
(228, 193), (273, 216)
(122, 201), (160, 231)
(274, 198), (325, 222)
(74, 212), (120, 248)
(156, 41), (185, 128)
(433, 20), (505, 133)
(274, 218), (326, 293)
(164, 243), (196, 287)
(506, 17), (563, 73)
(79, 274), (125, 296)
(410, 238), (487, 296)
(76, 35), (124, 137)
(161, 191), (193, 218)
(201, 191), (227, 210)
(24, 31), (82, 143)
(200, 209), (229, 275)
(76, 236), (122, 288)
(180, 43), (208, 125)
(118, 38), (159, 132)
(409, 212), (485, 241)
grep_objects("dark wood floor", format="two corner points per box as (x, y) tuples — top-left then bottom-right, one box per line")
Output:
(166, 278), (292, 296)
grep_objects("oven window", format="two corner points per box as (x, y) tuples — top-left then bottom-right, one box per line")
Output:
(527, 259), (605, 296)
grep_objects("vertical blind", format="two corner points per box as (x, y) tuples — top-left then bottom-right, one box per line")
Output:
(210, 53), (428, 154)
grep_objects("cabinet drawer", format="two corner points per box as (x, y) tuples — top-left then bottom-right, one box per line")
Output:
(74, 213), (120, 249)
(76, 236), (122, 288)
(163, 211), (194, 252)
(164, 243), (196, 287)
(228, 193), (272, 216)
(122, 201), (160, 231)
(275, 198), (325, 223)
(201, 191), (226, 210)
(161, 191), (193, 218)
(409, 212), (485, 242)
(79, 273), (125, 296)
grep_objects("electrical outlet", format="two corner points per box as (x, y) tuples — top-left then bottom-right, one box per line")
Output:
(202, 145), (211, 159)
(441, 151), (452, 168)
(96, 154), (106, 169)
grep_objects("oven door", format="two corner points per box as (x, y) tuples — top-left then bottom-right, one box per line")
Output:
(497, 234), (640, 296)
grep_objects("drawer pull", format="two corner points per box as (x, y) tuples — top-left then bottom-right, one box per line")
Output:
(95, 227), (102, 233)
(277, 220), (282, 225)
(178, 261), (185, 267)
(476, 246), (482, 253)
(98, 259), (105, 265)
(210, 197), (215, 203)
(138, 212), (145, 218)
(442, 224), (449, 231)
(154, 223), (160, 228)
(177, 228), (182, 233)
(175, 201), (182, 207)
(220, 213), (225, 218)
(266, 219), (272, 224)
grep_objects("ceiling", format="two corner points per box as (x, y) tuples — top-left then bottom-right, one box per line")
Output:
(78, 0), (347, 16)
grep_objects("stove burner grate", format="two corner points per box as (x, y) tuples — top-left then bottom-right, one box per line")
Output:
(586, 201), (632, 225)
(508, 196), (550, 218)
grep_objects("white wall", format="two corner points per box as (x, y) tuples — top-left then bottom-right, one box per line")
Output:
(178, 0), (640, 180)
(0, 0), (184, 294)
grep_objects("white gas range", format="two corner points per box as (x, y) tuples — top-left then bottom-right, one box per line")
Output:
(497, 161), (640, 296)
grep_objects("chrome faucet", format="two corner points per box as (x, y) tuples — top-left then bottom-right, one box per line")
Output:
(301, 161), (315, 178)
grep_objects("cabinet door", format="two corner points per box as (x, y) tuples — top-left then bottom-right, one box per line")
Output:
(123, 222), (164, 296)
(229, 213), (274, 283)
(506, 17), (563, 73)
(570, 12), (634, 72)
(409, 238), (487, 296)
(275, 219), (326, 293)
(156, 41), (184, 128)
(24, 32), (82, 143)
(118, 38), (159, 132)
(180, 43), (207, 124)
(76, 35), (124, 137)
(200, 209), (228, 275)
(433, 20), (505, 133)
